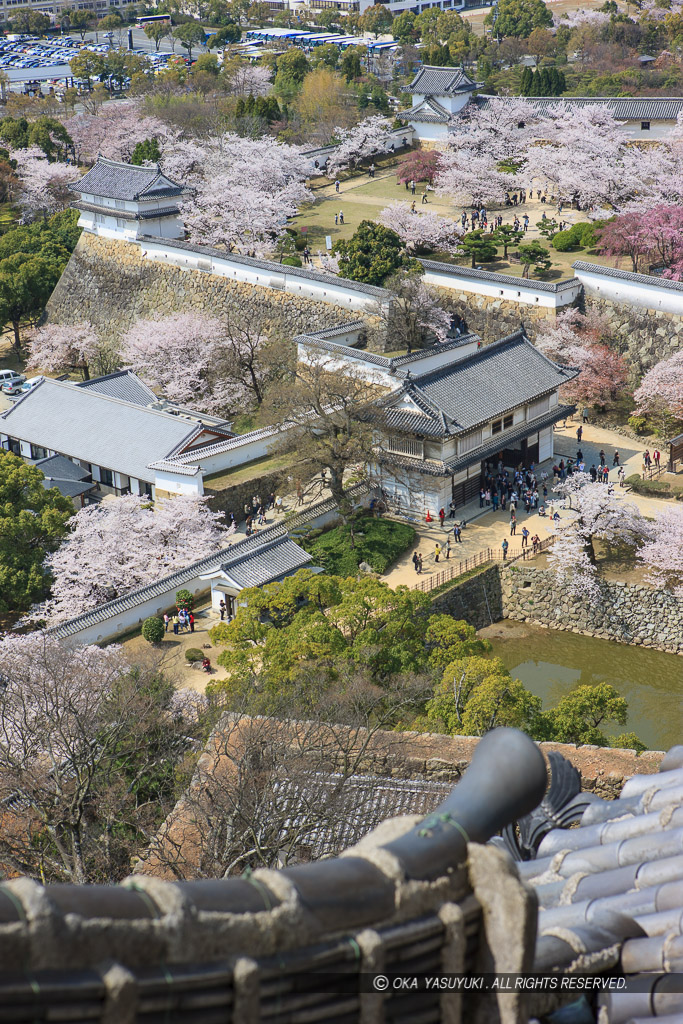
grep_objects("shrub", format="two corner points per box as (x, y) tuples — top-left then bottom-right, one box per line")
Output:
(176, 589), (194, 612)
(625, 473), (672, 497)
(282, 256), (302, 267)
(627, 414), (647, 435)
(551, 230), (576, 252)
(302, 515), (415, 575)
(185, 648), (204, 663)
(141, 616), (165, 643)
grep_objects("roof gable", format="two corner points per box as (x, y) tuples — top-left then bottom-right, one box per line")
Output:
(70, 156), (192, 202)
(214, 536), (313, 590)
(410, 66), (477, 96)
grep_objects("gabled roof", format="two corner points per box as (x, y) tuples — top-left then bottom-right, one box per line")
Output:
(399, 97), (452, 124)
(70, 156), (193, 202)
(409, 66), (477, 96)
(203, 535), (313, 590)
(76, 370), (158, 407)
(1, 378), (198, 484)
(382, 330), (577, 437)
(34, 454), (94, 500)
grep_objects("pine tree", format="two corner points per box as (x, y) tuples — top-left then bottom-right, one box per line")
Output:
(244, 93), (256, 115)
(520, 66), (533, 96)
(235, 96), (245, 118)
(539, 68), (551, 95)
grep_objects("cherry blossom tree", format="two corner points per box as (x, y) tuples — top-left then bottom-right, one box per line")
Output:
(452, 95), (542, 164)
(378, 203), (463, 255)
(121, 309), (286, 413)
(598, 206), (683, 278)
(548, 473), (648, 598)
(62, 101), (167, 165)
(535, 308), (627, 408)
(181, 135), (312, 255)
(597, 211), (651, 273)
(12, 147), (81, 217)
(326, 115), (393, 177)
(554, 9), (609, 27)
(26, 322), (118, 380)
(634, 349), (683, 432)
(637, 507), (683, 596)
(42, 494), (230, 623)
(372, 271), (451, 352)
(223, 63), (272, 97)
(436, 144), (515, 208)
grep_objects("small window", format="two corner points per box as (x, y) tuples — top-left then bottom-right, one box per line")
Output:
(30, 444), (48, 460)
(99, 467), (114, 487)
(491, 419), (502, 435)
(641, 121), (650, 131)
(503, 414), (513, 429)
(140, 481), (153, 497)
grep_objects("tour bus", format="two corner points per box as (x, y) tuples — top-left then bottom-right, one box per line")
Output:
(135, 14), (171, 27)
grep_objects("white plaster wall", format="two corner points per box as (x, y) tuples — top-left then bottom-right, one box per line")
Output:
(422, 264), (581, 310)
(153, 470), (204, 496)
(574, 265), (683, 315)
(539, 426), (553, 462)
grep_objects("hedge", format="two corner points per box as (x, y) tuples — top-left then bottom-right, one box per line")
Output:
(625, 474), (674, 497)
(302, 515), (415, 576)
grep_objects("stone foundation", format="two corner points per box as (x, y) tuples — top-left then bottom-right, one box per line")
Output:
(46, 234), (368, 345)
(431, 564), (503, 630)
(432, 286), (568, 344)
(584, 295), (683, 374)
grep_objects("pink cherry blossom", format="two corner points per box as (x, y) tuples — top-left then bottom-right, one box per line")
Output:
(11, 147), (81, 216)
(326, 116), (393, 177)
(637, 506), (683, 596)
(378, 203), (463, 254)
(634, 349), (683, 420)
(26, 322), (115, 380)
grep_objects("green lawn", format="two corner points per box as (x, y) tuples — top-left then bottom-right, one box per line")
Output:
(301, 515), (416, 576)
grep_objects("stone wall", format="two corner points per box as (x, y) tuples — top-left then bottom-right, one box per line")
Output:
(432, 286), (569, 344)
(205, 462), (315, 524)
(430, 564), (504, 630)
(584, 294), (683, 375)
(46, 234), (367, 345)
(501, 564), (683, 655)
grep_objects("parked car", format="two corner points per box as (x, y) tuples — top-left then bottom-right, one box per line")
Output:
(0, 370), (26, 394)
(20, 375), (43, 393)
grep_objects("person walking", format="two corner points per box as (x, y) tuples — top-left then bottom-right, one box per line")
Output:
(172, 614), (179, 636)
(599, 449), (606, 467)
(577, 425), (583, 442)
(189, 612), (195, 634)
(454, 523), (462, 543)
(502, 538), (509, 560)
(339, 210), (344, 224)
(613, 450), (620, 466)
(531, 533), (540, 554)
(335, 179), (340, 193)
(412, 550), (420, 574)
(219, 599), (226, 621)
(479, 487), (485, 508)
(521, 526), (530, 548)
(434, 543), (441, 563)
(582, 406), (589, 424)
(297, 485), (304, 506)
(439, 507), (445, 528)
(618, 465), (626, 487)
(369, 163), (375, 178)
(163, 612), (169, 633)
(275, 494), (283, 513)
(418, 553), (423, 574)
(510, 514), (517, 536)
(654, 448), (661, 469)
(449, 499), (456, 518)
(422, 190), (428, 204)
(445, 536), (452, 559)
(410, 179), (416, 195)
(334, 212), (338, 226)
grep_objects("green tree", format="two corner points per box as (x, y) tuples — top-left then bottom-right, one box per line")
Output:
(311, 42), (340, 68)
(274, 48), (310, 98)
(69, 49), (106, 90)
(425, 656), (542, 735)
(144, 21), (170, 50)
(516, 240), (551, 277)
(206, 23), (242, 48)
(333, 220), (421, 286)
(193, 52), (220, 75)
(0, 453), (73, 615)
(130, 137), (162, 164)
(360, 4), (393, 37)
(340, 45), (365, 81)
(103, 48), (145, 90)
(66, 8), (93, 38)
(520, 65), (533, 94)
(172, 21), (206, 60)
(540, 683), (630, 746)
(497, 224), (524, 257)
(393, 10), (417, 42)
(0, 251), (68, 350)
(485, 0), (552, 37)
(9, 10), (50, 34)
(460, 229), (500, 268)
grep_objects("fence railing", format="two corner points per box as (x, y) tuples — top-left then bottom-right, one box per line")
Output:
(411, 536), (554, 594)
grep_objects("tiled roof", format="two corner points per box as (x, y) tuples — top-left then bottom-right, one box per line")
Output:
(381, 408), (448, 438)
(33, 453), (90, 482)
(1, 378), (196, 484)
(296, 328), (480, 372)
(395, 331), (577, 434)
(474, 94), (683, 120)
(420, 257), (581, 294)
(211, 535), (313, 589)
(76, 370), (158, 407)
(520, 743), (683, 1005)
(71, 201), (182, 221)
(399, 97), (452, 124)
(409, 66), (477, 95)
(573, 259), (683, 293)
(70, 157), (192, 202)
(142, 236), (389, 298)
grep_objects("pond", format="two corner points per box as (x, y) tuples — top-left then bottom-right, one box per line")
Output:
(481, 621), (683, 752)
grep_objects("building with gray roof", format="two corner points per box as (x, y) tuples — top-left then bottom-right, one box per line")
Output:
(0, 375), (234, 501)
(200, 534), (316, 616)
(33, 453), (95, 507)
(400, 66), (479, 142)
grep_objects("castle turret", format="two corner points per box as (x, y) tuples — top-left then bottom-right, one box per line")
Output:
(69, 156), (193, 242)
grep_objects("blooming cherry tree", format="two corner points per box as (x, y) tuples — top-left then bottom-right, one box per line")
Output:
(634, 349), (683, 428)
(26, 322), (117, 380)
(43, 494), (230, 623)
(436, 144), (514, 207)
(326, 116), (393, 177)
(12, 147), (81, 217)
(535, 308), (627, 407)
(452, 96), (542, 163)
(378, 203), (463, 255)
(637, 507), (683, 595)
(224, 63), (272, 96)
(63, 101), (167, 165)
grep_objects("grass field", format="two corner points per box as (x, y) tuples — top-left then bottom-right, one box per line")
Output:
(295, 162), (617, 281)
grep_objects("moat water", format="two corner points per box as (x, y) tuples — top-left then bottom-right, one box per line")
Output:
(482, 621), (683, 752)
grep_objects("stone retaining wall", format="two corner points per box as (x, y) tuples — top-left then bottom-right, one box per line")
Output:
(430, 564), (504, 629)
(500, 564), (683, 655)
(205, 462), (316, 524)
(432, 286), (564, 343)
(46, 234), (367, 345)
(584, 295), (683, 374)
